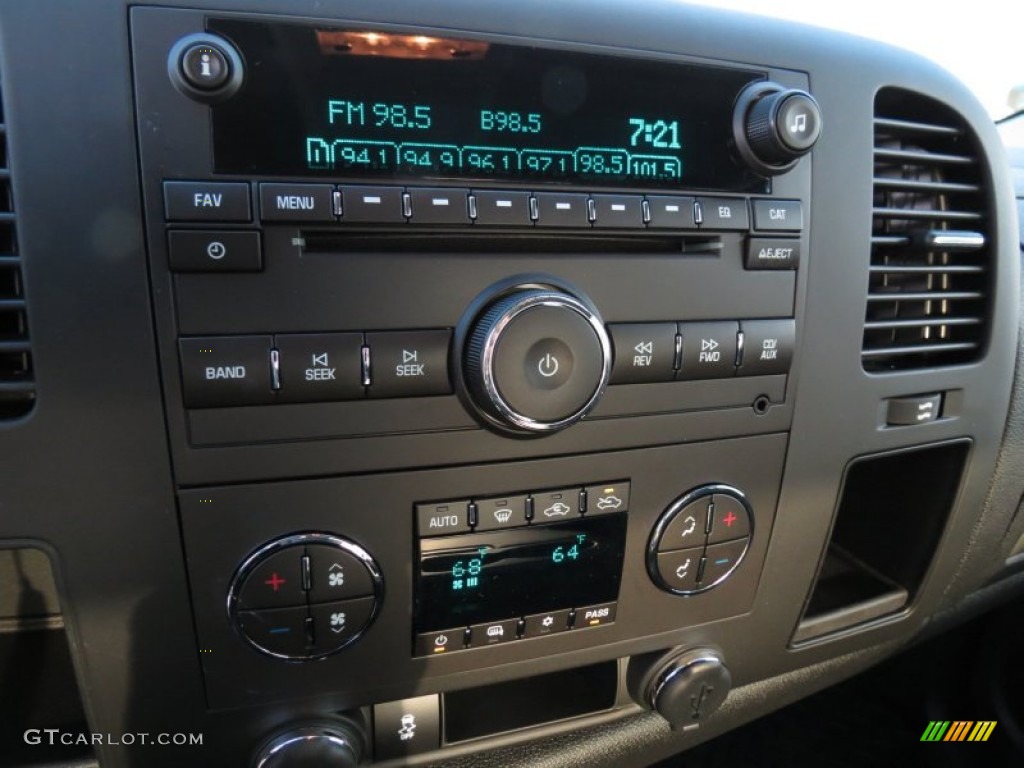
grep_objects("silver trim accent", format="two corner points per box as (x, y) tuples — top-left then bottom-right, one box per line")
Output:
(402, 192), (413, 218)
(467, 194), (478, 220)
(332, 189), (343, 217)
(269, 349), (281, 391)
(226, 533), (384, 661)
(735, 330), (745, 367)
(361, 345), (371, 387)
(922, 229), (985, 250)
(673, 332), (683, 371)
(586, 198), (597, 222)
(474, 291), (612, 433)
(693, 199), (703, 225)
(528, 196), (539, 221)
(641, 198), (652, 224)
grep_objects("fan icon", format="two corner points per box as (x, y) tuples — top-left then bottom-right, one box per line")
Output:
(330, 612), (346, 629)
(328, 571), (344, 587)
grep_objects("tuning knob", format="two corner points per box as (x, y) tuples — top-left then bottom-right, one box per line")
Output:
(734, 82), (822, 175)
(628, 648), (731, 731)
(253, 721), (364, 768)
(463, 286), (612, 434)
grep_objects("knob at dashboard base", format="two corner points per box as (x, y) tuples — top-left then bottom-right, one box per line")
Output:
(254, 721), (364, 768)
(629, 648), (731, 731)
(463, 287), (612, 434)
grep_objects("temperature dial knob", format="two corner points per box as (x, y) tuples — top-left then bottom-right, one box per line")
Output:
(734, 82), (822, 175)
(463, 287), (612, 434)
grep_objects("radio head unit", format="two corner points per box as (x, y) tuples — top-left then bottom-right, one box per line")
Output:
(207, 19), (769, 191)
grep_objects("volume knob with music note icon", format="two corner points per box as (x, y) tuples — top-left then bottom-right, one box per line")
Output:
(734, 82), (822, 174)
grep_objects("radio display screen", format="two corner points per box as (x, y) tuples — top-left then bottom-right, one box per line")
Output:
(415, 514), (626, 632)
(208, 20), (766, 191)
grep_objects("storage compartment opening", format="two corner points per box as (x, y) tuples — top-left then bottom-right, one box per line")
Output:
(443, 660), (618, 743)
(0, 547), (94, 765)
(793, 441), (970, 644)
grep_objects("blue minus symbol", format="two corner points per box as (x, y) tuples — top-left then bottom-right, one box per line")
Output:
(715, 558), (731, 565)
(269, 627), (291, 634)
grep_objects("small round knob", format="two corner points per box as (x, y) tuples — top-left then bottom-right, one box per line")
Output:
(734, 82), (822, 174)
(463, 287), (611, 434)
(254, 722), (363, 768)
(639, 649), (731, 731)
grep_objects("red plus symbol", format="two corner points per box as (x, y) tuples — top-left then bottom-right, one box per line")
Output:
(264, 572), (287, 591)
(723, 512), (737, 527)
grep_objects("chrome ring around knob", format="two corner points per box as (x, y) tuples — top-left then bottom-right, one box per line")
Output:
(464, 288), (612, 434)
(254, 723), (363, 768)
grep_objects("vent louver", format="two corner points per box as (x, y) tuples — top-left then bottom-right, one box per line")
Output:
(863, 88), (991, 372)
(0, 65), (34, 417)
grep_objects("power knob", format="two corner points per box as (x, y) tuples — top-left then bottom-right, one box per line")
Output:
(462, 286), (612, 434)
(734, 82), (822, 175)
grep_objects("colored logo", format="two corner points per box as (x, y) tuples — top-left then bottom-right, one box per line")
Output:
(920, 721), (996, 742)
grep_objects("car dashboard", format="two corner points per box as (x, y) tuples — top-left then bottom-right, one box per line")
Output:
(0, 1), (1023, 766)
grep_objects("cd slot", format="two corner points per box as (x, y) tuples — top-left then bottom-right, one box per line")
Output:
(300, 230), (723, 255)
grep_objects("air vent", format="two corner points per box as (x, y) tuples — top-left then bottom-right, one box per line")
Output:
(863, 88), (991, 372)
(0, 66), (34, 417)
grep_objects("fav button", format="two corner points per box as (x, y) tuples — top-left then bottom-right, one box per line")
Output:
(168, 230), (262, 272)
(164, 180), (251, 222)
(276, 333), (365, 402)
(366, 330), (452, 398)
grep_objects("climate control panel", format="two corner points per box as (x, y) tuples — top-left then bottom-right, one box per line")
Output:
(228, 534), (383, 660)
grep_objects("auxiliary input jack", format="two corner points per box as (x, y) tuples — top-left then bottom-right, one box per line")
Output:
(752, 395), (771, 415)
